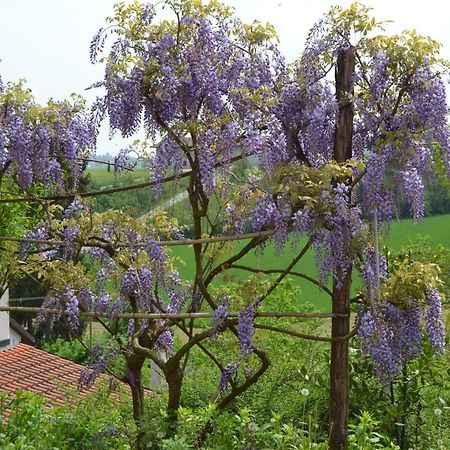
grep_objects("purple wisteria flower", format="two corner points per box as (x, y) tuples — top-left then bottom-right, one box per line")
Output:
(219, 362), (238, 395)
(127, 319), (135, 338)
(424, 289), (446, 354)
(156, 330), (174, 351)
(62, 225), (80, 260)
(114, 148), (135, 174)
(95, 293), (113, 315)
(210, 302), (228, 338)
(359, 247), (387, 299)
(78, 344), (117, 391)
(1, 78), (95, 191)
(400, 167), (425, 220)
(65, 288), (80, 331)
(63, 199), (86, 219)
(20, 226), (49, 256)
(358, 293), (446, 383)
(237, 302), (259, 355)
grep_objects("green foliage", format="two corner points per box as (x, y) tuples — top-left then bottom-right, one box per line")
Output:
(0, 81), (87, 127)
(381, 258), (442, 308)
(274, 159), (365, 211)
(349, 411), (399, 449)
(41, 338), (90, 364)
(0, 179), (44, 286)
(393, 237), (450, 299)
(20, 203), (181, 296)
(140, 404), (399, 449)
(350, 340), (450, 450)
(0, 389), (133, 449)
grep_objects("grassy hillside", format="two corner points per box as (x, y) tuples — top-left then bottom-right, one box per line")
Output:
(85, 168), (188, 217)
(170, 214), (450, 311)
(380, 214), (450, 249)
(85, 168), (149, 185)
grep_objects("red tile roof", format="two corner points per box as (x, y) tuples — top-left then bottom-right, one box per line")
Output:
(0, 343), (94, 410)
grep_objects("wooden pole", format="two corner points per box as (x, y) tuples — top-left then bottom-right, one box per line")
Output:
(329, 45), (355, 450)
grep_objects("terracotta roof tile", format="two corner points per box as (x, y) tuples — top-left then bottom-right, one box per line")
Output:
(0, 343), (149, 424)
(0, 344), (99, 414)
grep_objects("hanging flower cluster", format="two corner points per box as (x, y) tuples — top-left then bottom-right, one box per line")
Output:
(357, 257), (446, 382)
(0, 80), (95, 191)
(25, 200), (187, 357)
(90, 1), (280, 195)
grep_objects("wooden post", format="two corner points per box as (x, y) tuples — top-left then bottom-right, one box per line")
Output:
(329, 46), (355, 450)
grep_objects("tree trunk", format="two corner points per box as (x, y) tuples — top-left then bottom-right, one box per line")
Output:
(166, 364), (183, 433)
(125, 357), (145, 448)
(329, 46), (355, 450)
(330, 271), (352, 449)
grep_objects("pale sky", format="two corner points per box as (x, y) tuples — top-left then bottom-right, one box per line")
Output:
(0, 0), (449, 154)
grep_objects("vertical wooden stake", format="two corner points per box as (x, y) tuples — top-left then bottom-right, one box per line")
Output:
(329, 45), (355, 450)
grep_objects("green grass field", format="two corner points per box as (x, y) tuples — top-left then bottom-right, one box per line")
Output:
(85, 168), (149, 184)
(170, 214), (450, 311)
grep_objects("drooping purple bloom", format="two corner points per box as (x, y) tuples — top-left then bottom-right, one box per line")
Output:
(210, 302), (228, 338)
(62, 225), (80, 260)
(399, 167), (425, 220)
(137, 267), (153, 309)
(156, 330), (174, 351)
(358, 294), (446, 383)
(219, 362), (238, 395)
(114, 148), (135, 174)
(65, 288), (80, 331)
(21, 226), (49, 256)
(424, 289), (446, 354)
(359, 247), (387, 299)
(237, 302), (258, 354)
(63, 199), (86, 219)
(78, 344), (116, 391)
(127, 319), (135, 338)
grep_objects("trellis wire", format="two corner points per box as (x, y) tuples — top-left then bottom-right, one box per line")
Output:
(0, 229), (275, 248)
(9, 296), (46, 303)
(0, 153), (247, 204)
(0, 306), (347, 319)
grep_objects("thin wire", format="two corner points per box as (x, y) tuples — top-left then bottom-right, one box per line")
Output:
(0, 229), (275, 248)
(0, 153), (248, 204)
(9, 296), (46, 303)
(0, 306), (346, 319)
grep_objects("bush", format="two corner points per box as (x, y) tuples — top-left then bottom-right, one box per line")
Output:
(0, 388), (134, 449)
(41, 338), (90, 364)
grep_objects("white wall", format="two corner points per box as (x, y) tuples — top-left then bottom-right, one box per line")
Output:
(0, 289), (9, 347)
(9, 328), (21, 349)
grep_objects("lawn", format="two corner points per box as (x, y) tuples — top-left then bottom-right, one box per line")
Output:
(85, 168), (149, 185)
(170, 214), (450, 311)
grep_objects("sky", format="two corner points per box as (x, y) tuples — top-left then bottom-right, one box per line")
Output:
(0, 0), (449, 155)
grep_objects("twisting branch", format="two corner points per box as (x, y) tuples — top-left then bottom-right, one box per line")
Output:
(259, 237), (313, 303)
(350, 167), (367, 190)
(204, 232), (271, 286)
(175, 321), (225, 372)
(253, 322), (359, 343)
(229, 263), (332, 296)
(198, 346), (271, 445)
(131, 336), (168, 376)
